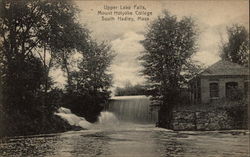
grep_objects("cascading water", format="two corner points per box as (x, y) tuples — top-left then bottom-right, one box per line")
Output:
(55, 96), (158, 130)
(55, 107), (92, 129)
(104, 95), (158, 124)
(98, 111), (119, 125)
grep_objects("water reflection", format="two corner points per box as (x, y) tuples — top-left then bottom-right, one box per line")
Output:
(0, 126), (249, 157)
(56, 132), (110, 157)
(152, 131), (187, 157)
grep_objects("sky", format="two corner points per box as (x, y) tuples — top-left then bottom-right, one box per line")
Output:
(52, 0), (249, 88)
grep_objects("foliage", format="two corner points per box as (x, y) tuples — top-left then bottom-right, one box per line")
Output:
(0, 0), (89, 96)
(63, 41), (114, 122)
(220, 24), (249, 67)
(0, 0), (90, 136)
(115, 83), (146, 96)
(227, 88), (244, 101)
(139, 11), (198, 128)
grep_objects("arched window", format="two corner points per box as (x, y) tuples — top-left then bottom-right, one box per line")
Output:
(226, 82), (238, 98)
(210, 83), (219, 98)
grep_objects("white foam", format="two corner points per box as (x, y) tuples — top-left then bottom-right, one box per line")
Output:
(57, 107), (72, 114)
(98, 111), (119, 125)
(55, 107), (91, 129)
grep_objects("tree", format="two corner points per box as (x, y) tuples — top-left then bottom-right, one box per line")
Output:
(220, 24), (249, 67)
(63, 40), (114, 122)
(139, 11), (198, 128)
(0, 0), (89, 136)
(114, 82), (146, 96)
(0, 0), (89, 108)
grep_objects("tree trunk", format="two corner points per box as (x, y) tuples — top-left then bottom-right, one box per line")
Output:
(44, 46), (48, 95)
(62, 52), (72, 91)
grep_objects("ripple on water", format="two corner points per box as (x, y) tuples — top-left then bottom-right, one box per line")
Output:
(0, 127), (249, 157)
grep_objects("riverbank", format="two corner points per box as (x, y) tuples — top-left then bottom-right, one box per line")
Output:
(0, 113), (81, 138)
(0, 107), (85, 137)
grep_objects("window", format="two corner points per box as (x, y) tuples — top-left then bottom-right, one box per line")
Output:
(226, 82), (238, 98)
(210, 83), (219, 98)
(226, 82), (238, 99)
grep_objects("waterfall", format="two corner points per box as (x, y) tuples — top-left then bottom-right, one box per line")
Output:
(105, 95), (158, 124)
(55, 96), (158, 130)
(55, 107), (92, 129)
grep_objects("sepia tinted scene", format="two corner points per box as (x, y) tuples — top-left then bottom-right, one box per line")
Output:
(0, 0), (249, 156)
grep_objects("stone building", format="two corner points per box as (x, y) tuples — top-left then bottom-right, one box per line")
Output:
(189, 60), (249, 104)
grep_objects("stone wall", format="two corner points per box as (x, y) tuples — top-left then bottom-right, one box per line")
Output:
(170, 108), (248, 131)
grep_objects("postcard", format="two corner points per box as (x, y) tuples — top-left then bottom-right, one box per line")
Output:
(0, 0), (249, 156)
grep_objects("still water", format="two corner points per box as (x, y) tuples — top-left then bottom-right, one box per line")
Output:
(0, 96), (249, 157)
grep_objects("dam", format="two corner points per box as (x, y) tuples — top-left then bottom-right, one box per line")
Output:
(105, 95), (158, 124)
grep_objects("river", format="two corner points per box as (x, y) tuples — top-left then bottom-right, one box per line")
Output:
(0, 96), (249, 157)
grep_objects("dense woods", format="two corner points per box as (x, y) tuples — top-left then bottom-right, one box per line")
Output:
(0, 0), (113, 136)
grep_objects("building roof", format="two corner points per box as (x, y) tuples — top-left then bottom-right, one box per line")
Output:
(200, 60), (249, 76)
